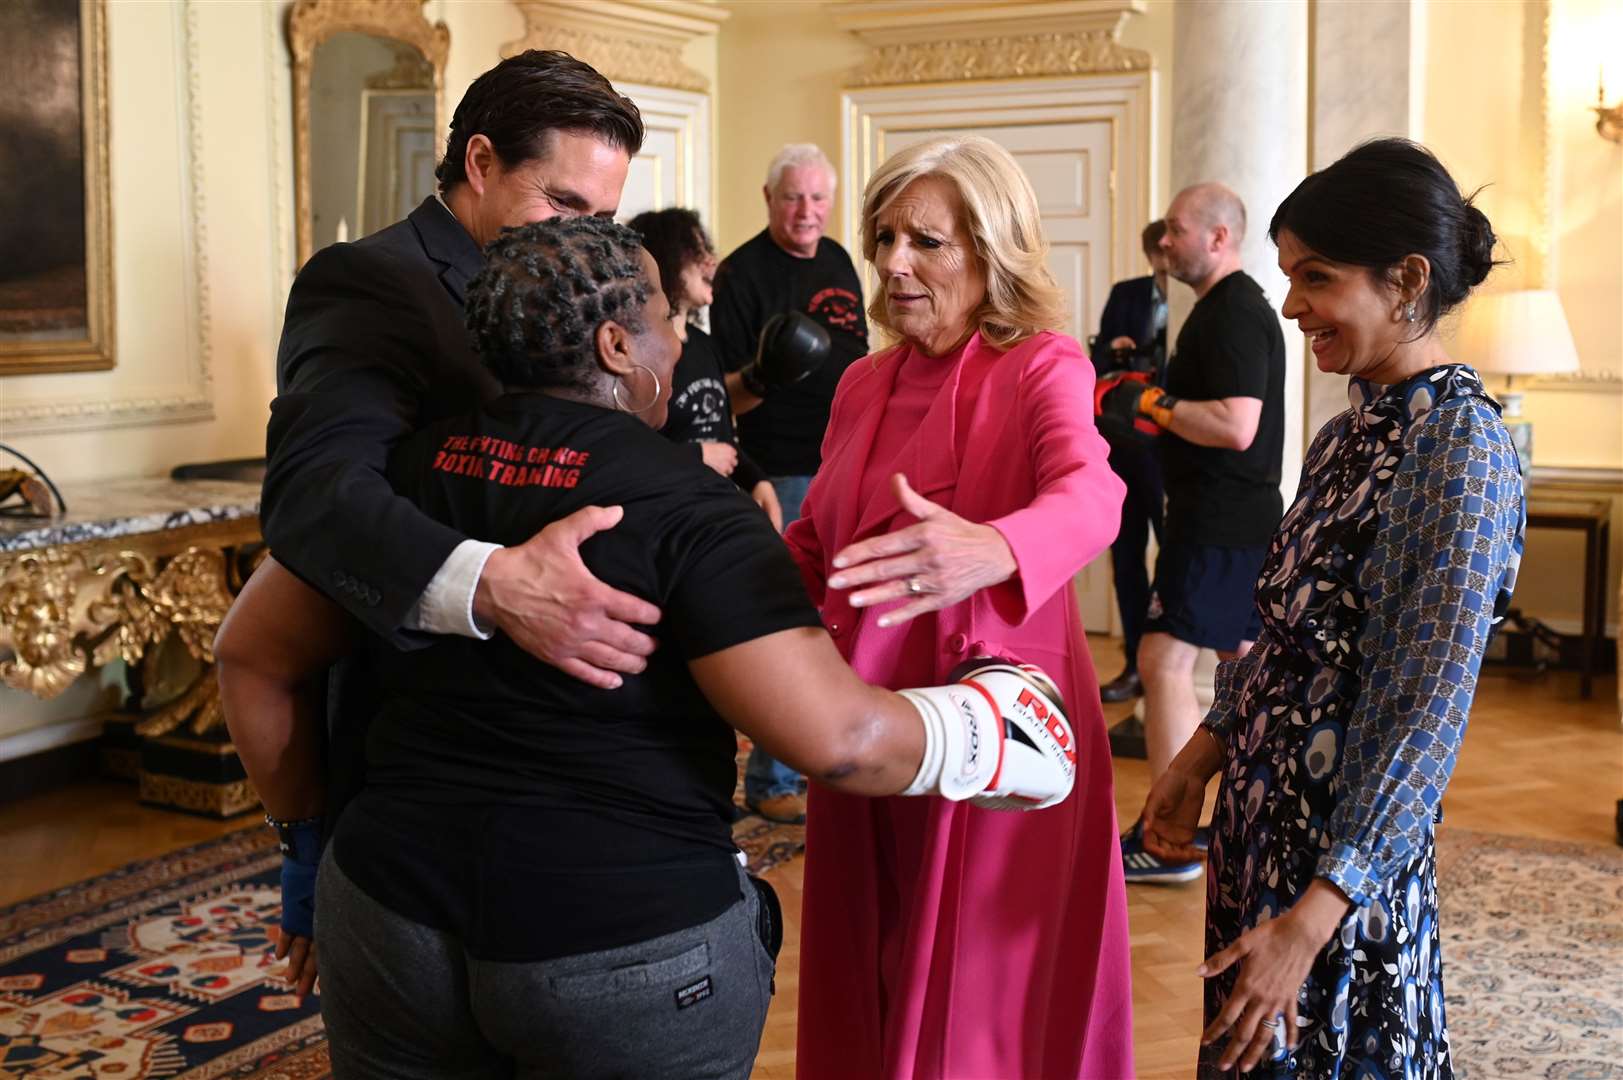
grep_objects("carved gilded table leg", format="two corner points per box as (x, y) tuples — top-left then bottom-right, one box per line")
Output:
(0, 515), (265, 817)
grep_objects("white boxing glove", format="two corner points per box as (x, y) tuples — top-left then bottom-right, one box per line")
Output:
(898, 657), (1077, 810)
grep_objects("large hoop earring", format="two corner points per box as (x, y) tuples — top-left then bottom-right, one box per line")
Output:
(611, 363), (662, 413)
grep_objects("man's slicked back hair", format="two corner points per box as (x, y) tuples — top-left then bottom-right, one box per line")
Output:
(436, 50), (644, 192)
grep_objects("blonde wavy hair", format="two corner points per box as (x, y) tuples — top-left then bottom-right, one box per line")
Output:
(860, 135), (1066, 349)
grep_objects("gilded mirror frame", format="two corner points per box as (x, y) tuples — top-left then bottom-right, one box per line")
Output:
(288, 0), (449, 267)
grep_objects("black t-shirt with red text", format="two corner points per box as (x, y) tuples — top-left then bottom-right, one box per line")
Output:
(333, 392), (821, 961)
(710, 229), (868, 476)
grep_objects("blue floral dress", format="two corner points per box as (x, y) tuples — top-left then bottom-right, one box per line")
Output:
(1199, 365), (1524, 1079)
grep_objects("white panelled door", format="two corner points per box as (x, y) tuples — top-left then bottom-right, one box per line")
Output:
(615, 83), (712, 224)
(842, 76), (1153, 636)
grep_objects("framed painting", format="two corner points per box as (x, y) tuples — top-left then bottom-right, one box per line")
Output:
(0, 0), (113, 377)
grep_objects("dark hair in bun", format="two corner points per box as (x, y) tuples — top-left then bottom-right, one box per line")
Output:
(1269, 138), (1501, 332)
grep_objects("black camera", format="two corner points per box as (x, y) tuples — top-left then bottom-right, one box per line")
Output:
(1087, 336), (1159, 376)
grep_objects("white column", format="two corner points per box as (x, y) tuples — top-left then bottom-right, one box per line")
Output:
(1305, 0), (1425, 437)
(1161, 0), (1309, 709)
(1169, 0), (1309, 482)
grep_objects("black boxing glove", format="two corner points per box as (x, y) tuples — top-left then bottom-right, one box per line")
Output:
(739, 312), (831, 399)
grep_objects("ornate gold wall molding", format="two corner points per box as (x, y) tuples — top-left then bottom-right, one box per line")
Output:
(833, 0), (1149, 85)
(503, 1), (728, 93)
(850, 29), (1148, 85)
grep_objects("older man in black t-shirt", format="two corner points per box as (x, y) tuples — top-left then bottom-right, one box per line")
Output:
(710, 143), (869, 824)
(1096, 182), (1284, 884)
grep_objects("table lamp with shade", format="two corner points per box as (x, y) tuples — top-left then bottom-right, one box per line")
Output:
(1455, 288), (1581, 475)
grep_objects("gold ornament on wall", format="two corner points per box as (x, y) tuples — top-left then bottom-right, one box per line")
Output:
(833, 0), (1150, 87)
(850, 29), (1149, 85)
(502, 1), (727, 93)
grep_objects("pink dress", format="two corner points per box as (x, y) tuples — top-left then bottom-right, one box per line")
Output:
(786, 332), (1135, 1079)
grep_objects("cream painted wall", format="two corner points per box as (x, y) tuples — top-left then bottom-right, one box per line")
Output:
(2, 1), (284, 484)
(1122, 1), (1174, 223)
(712, 0), (869, 257)
(1423, 0), (1622, 636)
(710, 1), (1174, 279)
(1424, 0), (1622, 466)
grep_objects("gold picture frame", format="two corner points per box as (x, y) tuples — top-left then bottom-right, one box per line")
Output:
(0, 0), (114, 377)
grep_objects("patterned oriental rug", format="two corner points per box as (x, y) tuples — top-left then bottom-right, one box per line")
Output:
(0, 828), (325, 1078)
(1438, 827), (1623, 1079)
(0, 743), (804, 1078)
(2, 813), (1613, 1077)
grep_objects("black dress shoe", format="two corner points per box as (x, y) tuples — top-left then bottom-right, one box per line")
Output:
(1099, 668), (1143, 703)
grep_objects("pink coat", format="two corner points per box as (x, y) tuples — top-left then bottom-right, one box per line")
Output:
(786, 331), (1136, 1079)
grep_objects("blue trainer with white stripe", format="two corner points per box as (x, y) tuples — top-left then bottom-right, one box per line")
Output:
(1120, 821), (1204, 884)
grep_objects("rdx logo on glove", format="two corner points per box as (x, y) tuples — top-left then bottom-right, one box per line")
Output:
(899, 659), (1078, 811)
(1015, 687), (1077, 772)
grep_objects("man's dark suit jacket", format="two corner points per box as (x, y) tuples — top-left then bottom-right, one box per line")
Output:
(263, 197), (495, 646)
(1089, 274), (1160, 376)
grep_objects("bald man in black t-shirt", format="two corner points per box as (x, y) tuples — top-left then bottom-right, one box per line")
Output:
(1099, 183), (1285, 884)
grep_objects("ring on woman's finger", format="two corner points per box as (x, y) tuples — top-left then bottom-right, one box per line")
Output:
(1260, 1015), (1282, 1030)
(906, 577), (927, 595)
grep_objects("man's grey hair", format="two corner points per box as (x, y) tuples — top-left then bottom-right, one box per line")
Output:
(766, 143), (836, 193)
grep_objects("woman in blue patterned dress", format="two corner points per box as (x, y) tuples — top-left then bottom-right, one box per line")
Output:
(1138, 139), (1525, 1078)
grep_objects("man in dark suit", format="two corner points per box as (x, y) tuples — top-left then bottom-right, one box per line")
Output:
(263, 50), (654, 679)
(256, 52), (655, 823)
(1090, 219), (1169, 702)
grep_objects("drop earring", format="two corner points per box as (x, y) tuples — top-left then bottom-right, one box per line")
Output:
(1403, 301), (1417, 323)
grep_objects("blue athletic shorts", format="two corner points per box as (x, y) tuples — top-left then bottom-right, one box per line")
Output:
(1143, 539), (1266, 652)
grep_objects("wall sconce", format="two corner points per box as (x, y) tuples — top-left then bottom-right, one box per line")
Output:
(1598, 72), (1623, 142)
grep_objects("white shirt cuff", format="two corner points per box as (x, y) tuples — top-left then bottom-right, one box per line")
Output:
(403, 539), (500, 639)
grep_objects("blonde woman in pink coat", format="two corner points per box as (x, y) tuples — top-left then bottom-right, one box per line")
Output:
(786, 135), (1135, 1078)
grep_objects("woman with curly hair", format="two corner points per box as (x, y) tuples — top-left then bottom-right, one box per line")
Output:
(630, 206), (783, 529)
(217, 216), (1078, 1079)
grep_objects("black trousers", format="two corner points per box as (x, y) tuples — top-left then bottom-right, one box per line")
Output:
(1107, 440), (1164, 667)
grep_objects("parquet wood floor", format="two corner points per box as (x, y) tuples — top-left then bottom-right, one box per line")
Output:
(1, 636), (1616, 1079)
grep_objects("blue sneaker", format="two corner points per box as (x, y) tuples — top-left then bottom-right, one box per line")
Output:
(1121, 822), (1203, 884)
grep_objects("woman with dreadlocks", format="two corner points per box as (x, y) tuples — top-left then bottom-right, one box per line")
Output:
(217, 216), (1079, 1080)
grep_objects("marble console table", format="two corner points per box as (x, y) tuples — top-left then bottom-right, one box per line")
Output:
(0, 477), (263, 816)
